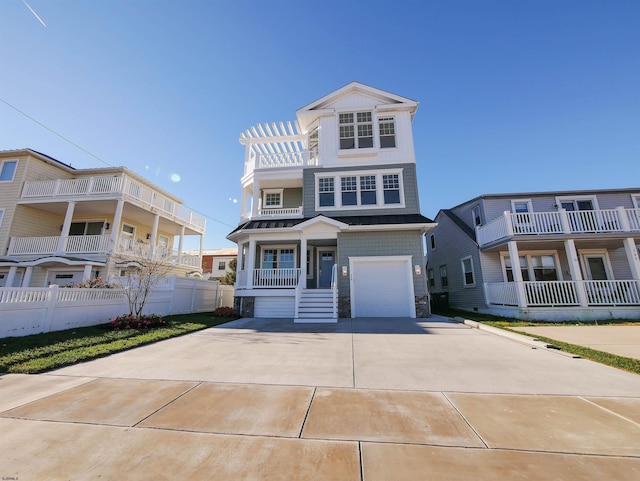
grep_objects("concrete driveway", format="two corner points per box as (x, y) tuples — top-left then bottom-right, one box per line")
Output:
(1, 315), (639, 479)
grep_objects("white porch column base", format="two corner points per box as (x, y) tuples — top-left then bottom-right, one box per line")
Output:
(564, 238), (588, 307)
(507, 241), (527, 308)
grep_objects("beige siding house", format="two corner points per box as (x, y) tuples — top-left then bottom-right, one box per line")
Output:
(0, 149), (205, 287)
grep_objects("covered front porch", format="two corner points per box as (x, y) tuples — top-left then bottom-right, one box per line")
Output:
(481, 236), (640, 320)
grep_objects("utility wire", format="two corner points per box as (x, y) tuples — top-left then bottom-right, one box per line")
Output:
(0, 97), (235, 228)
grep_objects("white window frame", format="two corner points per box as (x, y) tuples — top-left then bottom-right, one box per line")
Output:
(0, 208), (4, 228)
(260, 245), (297, 269)
(378, 116), (397, 149)
(0, 159), (18, 182)
(555, 195), (599, 211)
(429, 234), (436, 250)
(579, 249), (614, 281)
(439, 265), (448, 288)
(471, 205), (482, 226)
(218, 261), (227, 271)
(314, 169), (405, 211)
(69, 220), (106, 236)
(461, 256), (476, 287)
(157, 234), (170, 248)
(427, 268), (435, 288)
(338, 111), (373, 150)
(262, 189), (283, 209)
(511, 199), (533, 213)
(631, 194), (640, 209)
(499, 251), (564, 282)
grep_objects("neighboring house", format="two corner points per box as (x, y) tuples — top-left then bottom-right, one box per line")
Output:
(427, 188), (640, 321)
(0, 149), (206, 287)
(227, 82), (435, 321)
(200, 247), (238, 280)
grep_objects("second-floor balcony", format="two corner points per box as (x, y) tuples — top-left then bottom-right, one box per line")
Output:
(477, 208), (640, 246)
(7, 236), (201, 268)
(244, 150), (318, 179)
(20, 174), (206, 233)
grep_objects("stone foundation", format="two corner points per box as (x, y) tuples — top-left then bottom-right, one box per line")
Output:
(234, 296), (255, 318)
(338, 296), (351, 318)
(415, 295), (430, 318)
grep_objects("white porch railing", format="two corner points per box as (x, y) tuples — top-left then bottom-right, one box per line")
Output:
(477, 208), (640, 246)
(256, 150), (318, 169)
(485, 280), (640, 307)
(21, 174), (206, 233)
(257, 206), (303, 217)
(8, 235), (111, 255)
(252, 268), (301, 288)
(65, 235), (111, 254)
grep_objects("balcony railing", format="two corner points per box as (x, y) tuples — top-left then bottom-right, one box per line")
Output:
(477, 208), (640, 246)
(485, 280), (640, 307)
(235, 268), (301, 288)
(257, 206), (303, 217)
(21, 174), (206, 233)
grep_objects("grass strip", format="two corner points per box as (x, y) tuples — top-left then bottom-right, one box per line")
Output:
(0, 313), (233, 374)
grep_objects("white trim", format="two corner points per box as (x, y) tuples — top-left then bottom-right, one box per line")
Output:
(349, 255), (415, 318)
(0, 159), (18, 182)
(471, 205), (482, 226)
(499, 250), (564, 282)
(510, 199), (533, 213)
(460, 255), (476, 288)
(262, 188), (284, 208)
(259, 244), (298, 269)
(631, 193), (640, 209)
(555, 194), (600, 211)
(0, 208), (4, 228)
(579, 249), (615, 281)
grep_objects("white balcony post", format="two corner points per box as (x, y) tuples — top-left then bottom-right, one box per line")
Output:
(22, 266), (33, 287)
(623, 238), (640, 280)
(617, 206), (631, 232)
(149, 214), (159, 258)
(564, 239), (588, 306)
(504, 211), (514, 236)
(82, 264), (92, 281)
(507, 241), (527, 307)
(559, 208), (571, 233)
(198, 233), (204, 264)
(109, 199), (125, 251)
(252, 181), (260, 218)
(177, 225), (185, 264)
(57, 201), (76, 255)
(246, 239), (256, 288)
(5, 266), (18, 287)
(300, 237), (308, 281)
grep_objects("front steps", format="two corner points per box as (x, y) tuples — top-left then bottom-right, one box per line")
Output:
(295, 289), (337, 323)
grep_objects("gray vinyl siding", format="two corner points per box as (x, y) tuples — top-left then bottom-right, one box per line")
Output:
(427, 213), (486, 310)
(336, 230), (426, 297)
(302, 163), (420, 217)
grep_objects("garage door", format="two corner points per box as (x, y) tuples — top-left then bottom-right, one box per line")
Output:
(254, 296), (295, 318)
(350, 257), (415, 318)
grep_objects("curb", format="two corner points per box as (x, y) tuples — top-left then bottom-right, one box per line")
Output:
(451, 317), (581, 359)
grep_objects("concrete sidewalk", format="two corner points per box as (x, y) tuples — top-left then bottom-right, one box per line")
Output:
(1, 316), (639, 479)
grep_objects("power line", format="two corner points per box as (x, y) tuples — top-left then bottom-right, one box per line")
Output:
(0, 97), (236, 229)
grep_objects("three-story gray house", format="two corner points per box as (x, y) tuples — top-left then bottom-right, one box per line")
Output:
(427, 189), (640, 321)
(227, 82), (435, 321)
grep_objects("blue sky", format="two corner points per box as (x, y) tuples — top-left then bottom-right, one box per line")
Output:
(1, 0), (638, 250)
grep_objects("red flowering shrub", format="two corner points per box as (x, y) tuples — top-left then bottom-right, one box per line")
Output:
(213, 306), (236, 317)
(110, 314), (165, 330)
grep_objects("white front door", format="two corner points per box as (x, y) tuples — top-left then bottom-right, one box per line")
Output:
(350, 256), (415, 318)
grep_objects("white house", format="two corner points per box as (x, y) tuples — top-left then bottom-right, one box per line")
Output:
(427, 188), (640, 321)
(0, 149), (206, 287)
(227, 82), (436, 321)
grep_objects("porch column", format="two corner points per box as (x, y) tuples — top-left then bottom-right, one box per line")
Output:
(237, 242), (245, 272)
(198, 233), (204, 265)
(82, 264), (92, 281)
(149, 214), (160, 258)
(22, 267), (33, 287)
(56, 201), (76, 255)
(109, 199), (125, 251)
(507, 241), (527, 307)
(251, 181), (260, 218)
(300, 237), (308, 283)
(564, 239), (588, 306)
(246, 239), (256, 288)
(623, 238), (640, 280)
(5, 266), (18, 287)
(177, 225), (185, 264)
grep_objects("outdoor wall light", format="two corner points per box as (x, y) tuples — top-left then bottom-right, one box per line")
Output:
(414, 265), (422, 276)
(342, 266), (348, 277)
(146, 233), (151, 240)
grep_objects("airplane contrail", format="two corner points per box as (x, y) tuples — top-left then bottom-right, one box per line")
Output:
(22, 0), (47, 27)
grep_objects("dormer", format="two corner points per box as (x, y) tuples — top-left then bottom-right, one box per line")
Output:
(296, 81), (419, 168)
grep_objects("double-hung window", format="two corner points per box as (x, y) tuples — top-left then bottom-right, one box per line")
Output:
(218, 261), (226, 270)
(341, 177), (358, 206)
(319, 178), (335, 207)
(427, 269), (435, 288)
(339, 112), (373, 149)
(316, 169), (404, 210)
(378, 117), (396, 148)
(0, 160), (17, 182)
(360, 175), (377, 205)
(262, 248), (296, 269)
(383, 174), (400, 204)
(439, 265), (448, 287)
(461, 256), (475, 287)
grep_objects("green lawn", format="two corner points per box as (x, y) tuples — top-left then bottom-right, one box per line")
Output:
(434, 308), (640, 375)
(0, 313), (235, 374)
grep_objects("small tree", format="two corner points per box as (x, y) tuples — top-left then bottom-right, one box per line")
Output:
(110, 241), (174, 318)
(220, 258), (237, 286)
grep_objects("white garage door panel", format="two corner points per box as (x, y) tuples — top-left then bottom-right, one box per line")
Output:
(352, 259), (413, 317)
(254, 297), (295, 318)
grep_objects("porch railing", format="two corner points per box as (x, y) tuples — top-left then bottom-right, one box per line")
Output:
(477, 208), (640, 246)
(257, 206), (303, 217)
(485, 280), (640, 307)
(252, 268), (301, 288)
(257, 150), (318, 169)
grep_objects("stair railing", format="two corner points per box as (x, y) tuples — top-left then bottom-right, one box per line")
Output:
(330, 264), (338, 319)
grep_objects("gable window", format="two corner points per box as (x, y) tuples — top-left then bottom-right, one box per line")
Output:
(339, 111), (373, 149)
(379, 117), (396, 148)
(461, 256), (475, 287)
(319, 178), (335, 207)
(263, 189), (283, 209)
(427, 268), (435, 288)
(429, 234), (436, 250)
(383, 174), (400, 204)
(341, 176), (358, 206)
(0, 160), (17, 181)
(472, 205), (482, 226)
(360, 175), (377, 205)
(439, 265), (448, 287)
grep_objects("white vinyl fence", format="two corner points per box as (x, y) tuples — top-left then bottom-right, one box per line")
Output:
(0, 276), (236, 338)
